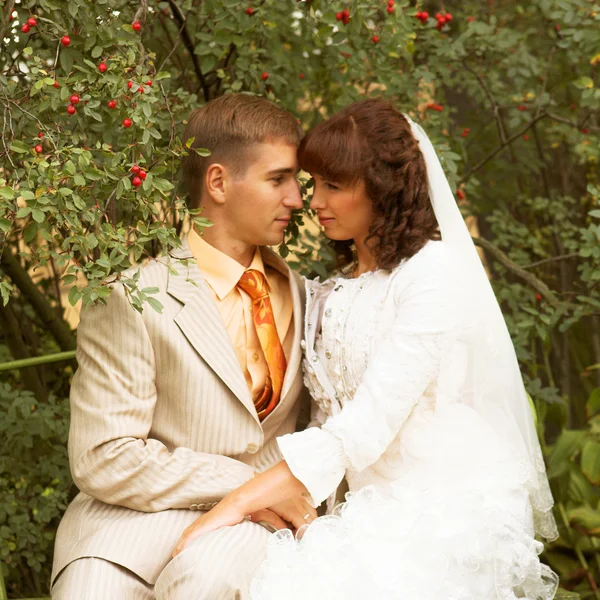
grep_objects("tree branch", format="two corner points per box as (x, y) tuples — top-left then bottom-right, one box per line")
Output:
(0, 248), (76, 351)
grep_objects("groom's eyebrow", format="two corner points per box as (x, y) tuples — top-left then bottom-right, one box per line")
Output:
(266, 167), (300, 176)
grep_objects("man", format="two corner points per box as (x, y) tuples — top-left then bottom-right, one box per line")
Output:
(51, 94), (312, 599)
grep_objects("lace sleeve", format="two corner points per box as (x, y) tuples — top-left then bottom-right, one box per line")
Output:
(279, 246), (465, 507)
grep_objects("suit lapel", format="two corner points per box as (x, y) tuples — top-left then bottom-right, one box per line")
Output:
(167, 240), (260, 425)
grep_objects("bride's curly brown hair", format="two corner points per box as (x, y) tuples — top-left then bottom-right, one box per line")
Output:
(298, 98), (440, 270)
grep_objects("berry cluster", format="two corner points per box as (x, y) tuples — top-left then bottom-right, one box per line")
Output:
(21, 17), (37, 34)
(435, 12), (453, 30)
(335, 8), (350, 25)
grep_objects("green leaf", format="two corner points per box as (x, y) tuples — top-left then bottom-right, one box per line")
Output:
(573, 76), (594, 90)
(0, 218), (11, 233)
(22, 222), (37, 242)
(155, 71), (171, 81)
(0, 187), (15, 200)
(146, 297), (164, 313)
(68, 286), (81, 306)
(588, 388), (600, 418)
(568, 505), (600, 536)
(91, 45), (104, 58)
(581, 439), (600, 485)
(547, 430), (584, 476)
(31, 209), (45, 223)
(10, 142), (29, 154)
(16, 206), (32, 218)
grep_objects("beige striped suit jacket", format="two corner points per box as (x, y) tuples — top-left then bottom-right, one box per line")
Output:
(51, 239), (307, 587)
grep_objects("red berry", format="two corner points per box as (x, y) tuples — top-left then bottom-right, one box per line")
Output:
(132, 176), (142, 187)
(299, 73), (305, 79)
(132, 21), (141, 31)
(246, 7), (254, 15)
(580, 127), (590, 134)
(138, 87), (144, 94)
(457, 189), (465, 200)
(98, 62), (107, 73)
(523, 134), (529, 140)
(27, 17), (37, 26)
(387, 5), (394, 13)
(108, 100), (117, 109)
(371, 35), (380, 44)
(336, 11), (343, 21)
(421, 11), (429, 20)
(61, 35), (71, 47)
(145, 80), (153, 86)
(436, 21), (444, 30)
(127, 81), (133, 89)
(387, 0), (395, 6)
(340, 51), (351, 58)
(435, 12), (442, 20)
(445, 13), (452, 21)
(139, 169), (147, 179)
(67, 105), (76, 115)
(53, 80), (60, 88)
(34, 144), (43, 153)
(342, 14), (350, 24)
(69, 94), (80, 104)
(261, 72), (269, 81)
(535, 293), (542, 302)
(518, 105), (527, 111)
(427, 103), (443, 112)
(21, 24), (31, 33)
(467, 16), (475, 23)
(342, 8), (349, 18)
(9, 14), (14, 22)
(38, 131), (44, 138)
(131, 165), (141, 174)
(555, 24), (561, 31)
(123, 118), (133, 128)
(461, 128), (470, 138)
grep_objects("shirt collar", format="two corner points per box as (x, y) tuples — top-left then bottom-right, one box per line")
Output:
(187, 227), (268, 300)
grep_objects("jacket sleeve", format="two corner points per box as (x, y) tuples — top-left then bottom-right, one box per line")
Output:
(277, 249), (464, 507)
(68, 282), (255, 512)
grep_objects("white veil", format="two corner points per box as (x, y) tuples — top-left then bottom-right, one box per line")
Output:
(406, 116), (558, 541)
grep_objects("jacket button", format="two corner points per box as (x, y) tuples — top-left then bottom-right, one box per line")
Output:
(189, 503), (199, 510)
(246, 443), (258, 454)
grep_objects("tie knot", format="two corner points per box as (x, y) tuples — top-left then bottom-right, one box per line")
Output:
(238, 269), (269, 301)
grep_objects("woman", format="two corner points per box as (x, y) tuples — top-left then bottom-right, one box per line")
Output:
(174, 99), (559, 599)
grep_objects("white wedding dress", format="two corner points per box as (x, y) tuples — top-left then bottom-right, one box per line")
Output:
(250, 241), (559, 600)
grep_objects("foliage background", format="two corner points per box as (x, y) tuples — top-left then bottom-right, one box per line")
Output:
(0, 0), (599, 596)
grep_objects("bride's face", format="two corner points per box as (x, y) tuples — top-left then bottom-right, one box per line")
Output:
(309, 174), (373, 242)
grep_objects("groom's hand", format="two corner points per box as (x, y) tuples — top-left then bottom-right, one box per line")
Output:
(264, 496), (317, 532)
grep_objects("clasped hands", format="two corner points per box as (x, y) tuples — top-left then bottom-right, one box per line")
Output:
(173, 495), (316, 558)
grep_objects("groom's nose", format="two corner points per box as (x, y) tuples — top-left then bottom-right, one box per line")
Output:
(283, 180), (303, 209)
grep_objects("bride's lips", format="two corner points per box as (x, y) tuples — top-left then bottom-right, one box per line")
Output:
(319, 217), (335, 226)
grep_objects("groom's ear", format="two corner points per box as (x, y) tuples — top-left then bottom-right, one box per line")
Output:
(205, 163), (227, 205)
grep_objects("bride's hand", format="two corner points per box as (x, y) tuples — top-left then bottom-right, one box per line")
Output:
(172, 499), (245, 558)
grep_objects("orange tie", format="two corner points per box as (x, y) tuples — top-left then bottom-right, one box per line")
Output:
(237, 269), (287, 421)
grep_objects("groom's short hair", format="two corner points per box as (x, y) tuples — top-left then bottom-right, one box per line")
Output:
(182, 94), (303, 208)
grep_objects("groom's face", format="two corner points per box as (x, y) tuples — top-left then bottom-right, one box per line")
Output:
(224, 141), (302, 247)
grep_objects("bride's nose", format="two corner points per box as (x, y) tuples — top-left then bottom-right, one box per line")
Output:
(309, 187), (327, 211)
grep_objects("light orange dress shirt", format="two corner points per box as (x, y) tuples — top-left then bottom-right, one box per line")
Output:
(187, 228), (294, 405)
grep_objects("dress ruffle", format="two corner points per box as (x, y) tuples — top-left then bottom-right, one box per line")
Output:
(251, 405), (559, 600)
